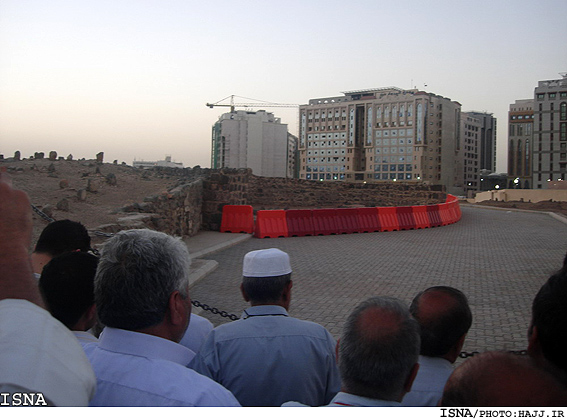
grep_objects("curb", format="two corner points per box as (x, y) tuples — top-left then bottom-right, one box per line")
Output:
(189, 234), (252, 259)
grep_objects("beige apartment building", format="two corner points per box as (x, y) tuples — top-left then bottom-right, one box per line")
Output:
(298, 87), (464, 195)
(211, 110), (296, 178)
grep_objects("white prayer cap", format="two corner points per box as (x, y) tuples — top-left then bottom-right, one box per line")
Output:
(242, 248), (292, 277)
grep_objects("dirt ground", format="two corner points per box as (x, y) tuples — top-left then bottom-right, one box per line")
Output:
(2, 158), (174, 247)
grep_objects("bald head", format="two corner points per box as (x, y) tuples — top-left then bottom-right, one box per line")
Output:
(339, 296), (420, 402)
(441, 351), (567, 406)
(410, 286), (472, 360)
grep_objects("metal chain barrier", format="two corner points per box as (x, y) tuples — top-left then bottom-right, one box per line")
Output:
(31, 204), (55, 223)
(191, 300), (239, 321)
(460, 349), (527, 359)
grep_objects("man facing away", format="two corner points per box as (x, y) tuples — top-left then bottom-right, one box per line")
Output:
(84, 229), (239, 407)
(190, 248), (341, 406)
(528, 268), (567, 385)
(284, 296), (420, 406)
(441, 351), (567, 406)
(39, 251), (99, 346)
(402, 286), (472, 406)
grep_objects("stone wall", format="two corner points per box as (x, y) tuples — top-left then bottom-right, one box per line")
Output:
(136, 179), (204, 237)
(199, 168), (446, 231)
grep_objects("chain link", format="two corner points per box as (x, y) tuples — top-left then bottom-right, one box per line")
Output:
(459, 349), (527, 359)
(31, 204), (55, 223)
(192, 300), (239, 321)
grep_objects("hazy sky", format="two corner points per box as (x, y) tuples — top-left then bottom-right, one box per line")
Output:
(1, 0), (566, 171)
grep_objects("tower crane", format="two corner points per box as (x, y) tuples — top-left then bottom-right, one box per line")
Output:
(206, 95), (299, 113)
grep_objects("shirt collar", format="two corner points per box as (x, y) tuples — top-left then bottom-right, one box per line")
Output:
(98, 327), (195, 366)
(331, 392), (402, 407)
(418, 355), (454, 370)
(241, 305), (289, 319)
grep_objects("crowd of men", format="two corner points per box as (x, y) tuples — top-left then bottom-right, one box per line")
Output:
(1, 169), (567, 407)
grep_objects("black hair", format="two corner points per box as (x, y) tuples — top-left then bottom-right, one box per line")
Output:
(39, 252), (98, 329)
(34, 220), (91, 256)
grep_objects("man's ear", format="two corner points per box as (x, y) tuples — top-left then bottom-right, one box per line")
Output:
(168, 290), (189, 327)
(85, 303), (97, 327)
(282, 280), (293, 300)
(240, 283), (250, 302)
(528, 325), (542, 359)
(404, 363), (420, 394)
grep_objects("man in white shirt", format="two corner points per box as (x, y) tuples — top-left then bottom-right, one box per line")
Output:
(402, 286), (472, 406)
(0, 169), (96, 406)
(85, 228), (239, 406)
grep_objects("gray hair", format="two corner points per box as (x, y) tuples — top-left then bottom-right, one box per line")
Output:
(339, 296), (420, 401)
(95, 229), (191, 330)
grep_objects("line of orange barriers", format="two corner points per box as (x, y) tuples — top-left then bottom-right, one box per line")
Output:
(220, 195), (462, 239)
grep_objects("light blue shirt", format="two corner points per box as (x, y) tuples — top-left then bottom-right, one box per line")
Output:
(190, 305), (341, 407)
(84, 327), (240, 406)
(179, 313), (214, 353)
(283, 392), (402, 407)
(401, 355), (453, 406)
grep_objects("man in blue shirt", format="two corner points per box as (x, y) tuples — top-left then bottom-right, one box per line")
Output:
(85, 229), (240, 407)
(190, 248), (340, 406)
(402, 286), (472, 407)
(284, 296), (420, 407)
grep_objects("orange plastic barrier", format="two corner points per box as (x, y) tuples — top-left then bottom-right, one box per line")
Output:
(335, 208), (360, 234)
(377, 207), (399, 232)
(312, 209), (339, 235)
(438, 202), (453, 225)
(286, 210), (314, 237)
(396, 206), (417, 230)
(254, 210), (288, 238)
(426, 204), (443, 227)
(412, 206), (431, 229)
(240, 197), (461, 238)
(220, 205), (254, 234)
(357, 207), (381, 233)
(445, 195), (460, 223)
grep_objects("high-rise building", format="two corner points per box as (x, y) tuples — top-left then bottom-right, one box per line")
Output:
(461, 113), (481, 193)
(298, 87), (464, 195)
(460, 111), (497, 193)
(464, 111), (497, 173)
(507, 99), (534, 189)
(532, 74), (567, 189)
(211, 110), (296, 178)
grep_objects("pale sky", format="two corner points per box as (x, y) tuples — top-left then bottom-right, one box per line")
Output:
(1, 0), (566, 172)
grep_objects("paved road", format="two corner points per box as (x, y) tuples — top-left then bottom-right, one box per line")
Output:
(189, 205), (567, 355)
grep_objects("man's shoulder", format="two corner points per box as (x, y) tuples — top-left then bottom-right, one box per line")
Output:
(89, 345), (239, 406)
(213, 314), (333, 339)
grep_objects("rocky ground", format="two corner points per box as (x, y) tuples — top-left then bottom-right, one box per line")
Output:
(2, 158), (175, 248)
